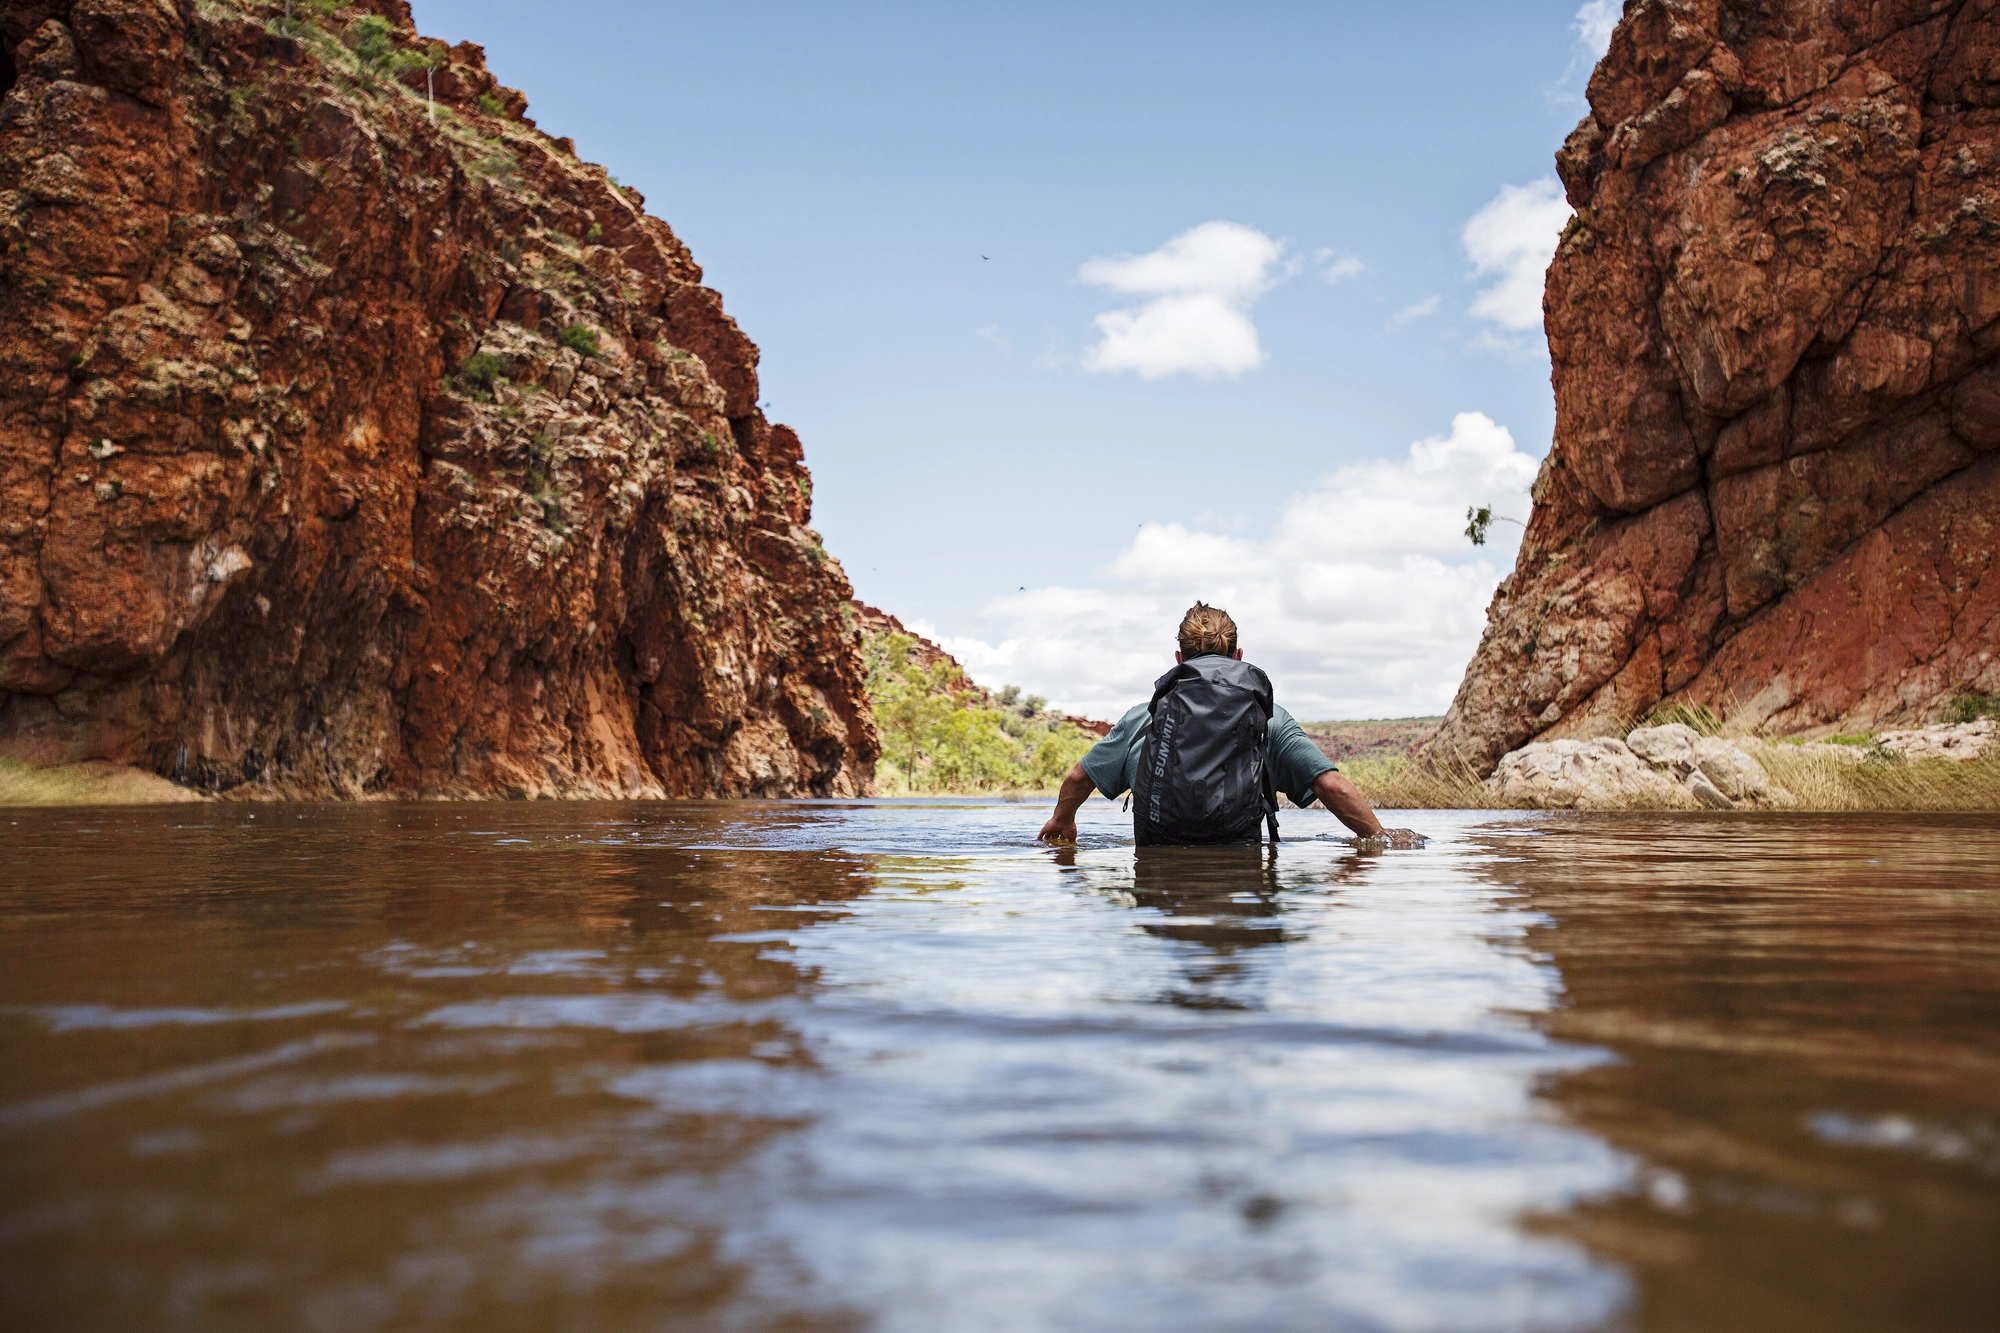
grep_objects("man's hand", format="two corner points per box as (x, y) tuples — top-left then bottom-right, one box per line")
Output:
(1038, 813), (1078, 844)
(1354, 827), (1427, 850)
(1038, 762), (1097, 845)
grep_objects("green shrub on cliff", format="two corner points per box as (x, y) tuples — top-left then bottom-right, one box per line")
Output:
(1947, 692), (2000, 723)
(456, 351), (504, 395)
(345, 16), (396, 67)
(273, 0), (340, 41)
(862, 630), (1095, 793)
(344, 16), (433, 87)
(469, 147), (519, 182)
(559, 323), (602, 359)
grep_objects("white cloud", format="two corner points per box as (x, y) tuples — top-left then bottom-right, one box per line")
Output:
(1387, 294), (1440, 327)
(1573, 1), (1619, 60)
(1318, 250), (1365, 284)
(1551, 1), (1622, 108)
(1462, 178), (1572, 333)
(1081, 221), (1284, 379)
(938, 412), (1541, 721)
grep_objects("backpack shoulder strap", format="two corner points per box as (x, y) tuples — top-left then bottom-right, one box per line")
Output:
(1263, 760), (1280, 843)
(1145, 662), (1197, 718)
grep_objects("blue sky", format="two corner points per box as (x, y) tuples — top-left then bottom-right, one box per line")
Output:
(409, 1), (1618, 719)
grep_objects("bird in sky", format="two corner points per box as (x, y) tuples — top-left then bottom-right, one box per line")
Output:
(981, 255), (990, 261)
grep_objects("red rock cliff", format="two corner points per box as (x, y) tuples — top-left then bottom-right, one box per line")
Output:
(1430, 0), (2000, 773)
(0, 0), (878, 796)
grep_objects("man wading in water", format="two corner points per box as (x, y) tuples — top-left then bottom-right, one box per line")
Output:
(1037, 603), (1418, 847)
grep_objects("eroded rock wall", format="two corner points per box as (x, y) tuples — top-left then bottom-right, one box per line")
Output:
(1430, 0), (2000, 773)
(0, 0), (877, 796)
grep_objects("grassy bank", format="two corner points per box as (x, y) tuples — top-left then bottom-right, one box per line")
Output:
(1754, 747), (2000, 812)
(0, 758), (206, 807)
(1340, 754), (1496, 809)
(1339, 747), (2000, 812)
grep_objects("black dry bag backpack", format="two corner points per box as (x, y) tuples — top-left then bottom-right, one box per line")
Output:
(1132, 655), (1280, 846)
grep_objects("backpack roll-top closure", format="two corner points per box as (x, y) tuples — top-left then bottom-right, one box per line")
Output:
(1134, 656), (1278, 846)
(1144, 655), (1275, 720)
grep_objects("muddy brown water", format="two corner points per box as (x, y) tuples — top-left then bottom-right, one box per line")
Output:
(1, 801), (1995, 1331)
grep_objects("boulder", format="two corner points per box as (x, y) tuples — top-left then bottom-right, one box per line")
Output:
(1490, 725), (1806, 810)
(1488, 737), (1700, 810)
(1627, 723), (1781, 802)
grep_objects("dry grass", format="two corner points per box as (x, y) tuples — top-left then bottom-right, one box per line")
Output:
(1342, 747), (2000, 812)
(0, 758), (205, 807)
(1341, 754), (1500, 810)
(1755, 747), (2000, 812)
(8, 750), (1993, 813)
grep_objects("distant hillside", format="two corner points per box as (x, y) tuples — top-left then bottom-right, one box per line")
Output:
(1301, 717), (1443, 764)
(851, 602), (1110, 737)
(852, 601), (1104, 793)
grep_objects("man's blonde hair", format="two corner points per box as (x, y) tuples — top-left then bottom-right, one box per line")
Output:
(1177, 602), (1238, 658)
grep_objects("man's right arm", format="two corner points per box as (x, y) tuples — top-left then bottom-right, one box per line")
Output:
(1310, 769), (1424, 846)
(1038, 763), (1096, 844)
(1312, 768), (1382, 836)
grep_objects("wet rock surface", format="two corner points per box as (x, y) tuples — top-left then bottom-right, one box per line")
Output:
(0, 1), (876, 797)
(1429, 0), (2000, 775)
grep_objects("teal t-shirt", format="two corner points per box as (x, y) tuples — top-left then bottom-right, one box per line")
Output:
(1079, 680), (1336, 809)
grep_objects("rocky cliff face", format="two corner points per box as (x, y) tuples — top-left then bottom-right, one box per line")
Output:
(1430, 0), (2000, 773)
(0, 0), (878, 796)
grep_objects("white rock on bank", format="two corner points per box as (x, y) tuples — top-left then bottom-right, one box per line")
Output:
(1490, 725), (1795, 811)
(1488, 716), (1996, 811)
(1487, 737), (1701, 811)
(1623, 722), (1699, 768)
(1873, 717), (1997, 762)
(1627, 723), (1783, 804)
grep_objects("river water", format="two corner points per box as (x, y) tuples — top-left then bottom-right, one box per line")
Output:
(1, 801), (1995, 1331)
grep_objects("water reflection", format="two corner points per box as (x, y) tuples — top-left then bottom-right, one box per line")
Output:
(1121, 843), (1373, 1011)
(7, 802), (1991, 1329)
(0, 804), (877, 1332)
(1481, 815), (2000, 1333)
(1136, 847), (1286, 1013)
(771, 815), (1627, 1330)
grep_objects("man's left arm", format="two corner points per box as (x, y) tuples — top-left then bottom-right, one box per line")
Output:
(1039, 705), (1143, 845)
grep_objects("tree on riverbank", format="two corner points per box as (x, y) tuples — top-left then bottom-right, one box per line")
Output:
(862, 631), (1097, 793)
